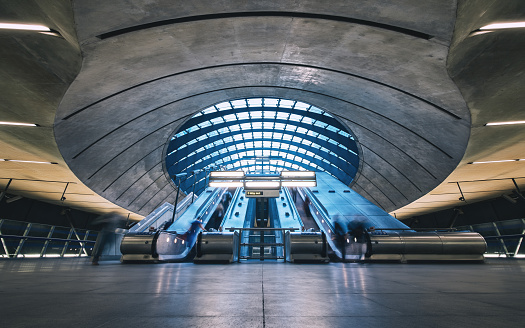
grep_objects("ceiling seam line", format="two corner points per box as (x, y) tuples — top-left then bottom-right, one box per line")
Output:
(360, 144), (423, 192)
(361, 161), (410, 200)
(104, 145), (164, 193)
(60, 62), (458, 120)
(96, 11), (432, 40)
(128, 173), (165, 207)
(343, 119), (439, 180)
(351, 181), (387, 211)
(353, 173), (397, 208)
(116, 162), (168, 201)
(85, 122), (181, 180)
(137, 181), (172, 213)
(332, 112), (454, 160)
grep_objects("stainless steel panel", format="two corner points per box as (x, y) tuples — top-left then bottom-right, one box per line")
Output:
(198, 232), (237, 255)
(120, 233), (156, 255)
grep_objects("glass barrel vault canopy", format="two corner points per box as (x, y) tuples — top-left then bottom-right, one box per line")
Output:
(165, 98), (360, 195)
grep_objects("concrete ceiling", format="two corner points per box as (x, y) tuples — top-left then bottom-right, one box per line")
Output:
(0, 0), (524, 222)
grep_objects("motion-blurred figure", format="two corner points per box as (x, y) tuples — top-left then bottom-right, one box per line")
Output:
(347, 217), (369, 243)
(333, 217), (348, 261)
(176, 216), (207, 248)
(91, 212), (126, 265)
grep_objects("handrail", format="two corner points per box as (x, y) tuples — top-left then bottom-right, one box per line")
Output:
(227, 228), (300, 231)
(302, 187), (334, 231)
(282, 187), (304, 227)
(484, 234), (525, 239)
(195, 187), (224, 220)
(220, 187), (241, 228)
(371, 228), (459, 232)
(0, 234), (96, 243)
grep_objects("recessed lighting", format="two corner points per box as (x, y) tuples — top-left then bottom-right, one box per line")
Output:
(0, 121), (38, 127)
(0, 159), (58, 164)
(38, 31), (61, 37)
(0, 23), (50, 31)
(480, 22), (525, 30)
(485, 120), (525, 126)
(469, 30), (494, 37)
(469, 159), (525, 164)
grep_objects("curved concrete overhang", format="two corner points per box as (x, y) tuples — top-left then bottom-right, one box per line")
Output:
(394, 0), (525, 219)
(52, 0), (470, 216)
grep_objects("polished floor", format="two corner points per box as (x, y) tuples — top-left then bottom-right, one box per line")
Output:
(0, 258), (524, 328)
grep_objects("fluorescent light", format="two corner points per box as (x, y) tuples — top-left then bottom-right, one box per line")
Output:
(209, 181), (243, 188)
(0, 23), (50, 31)
(281, 171), (316, 178)
(210, 171), (245, 178)
(39, 31), (61, 37)
(470, 159), (524, 164)
(1, 159), (58, 164)
(469, 30), (494, 37)
(480, 22), (525, 30)
(245, 181), (280, 188)
(282, 181), (317, 187)
(485, 120), (525, 126)
(0, 121), (37, 127)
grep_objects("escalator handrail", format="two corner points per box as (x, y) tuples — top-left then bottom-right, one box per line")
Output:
(303, 187), (334, 232)
(282, 187), (304, 228)
(220, 187), (242, 229)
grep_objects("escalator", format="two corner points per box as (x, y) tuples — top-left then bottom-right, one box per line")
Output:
(120, 187), (227, 262)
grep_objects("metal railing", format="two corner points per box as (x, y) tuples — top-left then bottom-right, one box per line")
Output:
(0, 219), (97, 258)
(226, 227), (300, 262)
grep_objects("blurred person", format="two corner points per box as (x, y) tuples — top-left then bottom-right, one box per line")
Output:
(91, 212), (126, 265)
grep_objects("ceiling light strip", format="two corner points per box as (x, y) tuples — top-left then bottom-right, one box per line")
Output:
(0, 159), (58, 164)
(480, 22), (525, 30)
(485, 121), (525, 126)
(0, 121), (37, 126)
(0, 23), (50, 31)
(470, 159), (525, 164)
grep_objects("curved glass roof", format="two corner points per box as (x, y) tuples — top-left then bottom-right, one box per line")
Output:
(166, 98), (359, 194)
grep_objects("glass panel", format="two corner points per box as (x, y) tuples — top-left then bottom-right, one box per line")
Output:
(216, 102), (232, 111)
(202, 106), (217, 114)
(247, 98), (263, 107)
(231, 99), (247, 109)
(264, 98), (279, 107)
(167, 97), (358, 193)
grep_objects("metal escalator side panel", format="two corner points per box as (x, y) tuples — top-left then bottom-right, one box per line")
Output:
(437, 232), (487, 254)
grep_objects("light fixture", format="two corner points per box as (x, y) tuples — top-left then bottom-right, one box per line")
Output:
(209, 181), (243, 188)
(0, 23), (50, 31)
(469, 159), (524, 164)
(485, 120), (525, 126)
(480, 22), (525, 30)
(209, 171), (245, 178)
(281, 181), (317, 187)
(245, 181), (281, 188)
(281, 171), (316, 178)
(39, 31), (61, 37)
(0, 159), (58, 164)
(0, 121), (37, 127)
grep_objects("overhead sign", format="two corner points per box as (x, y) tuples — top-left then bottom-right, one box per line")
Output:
(246, 190), (280, 198)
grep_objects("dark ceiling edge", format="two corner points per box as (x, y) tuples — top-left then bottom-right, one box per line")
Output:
(59, 62), (461, 121)
(95, 11), (433, 40)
